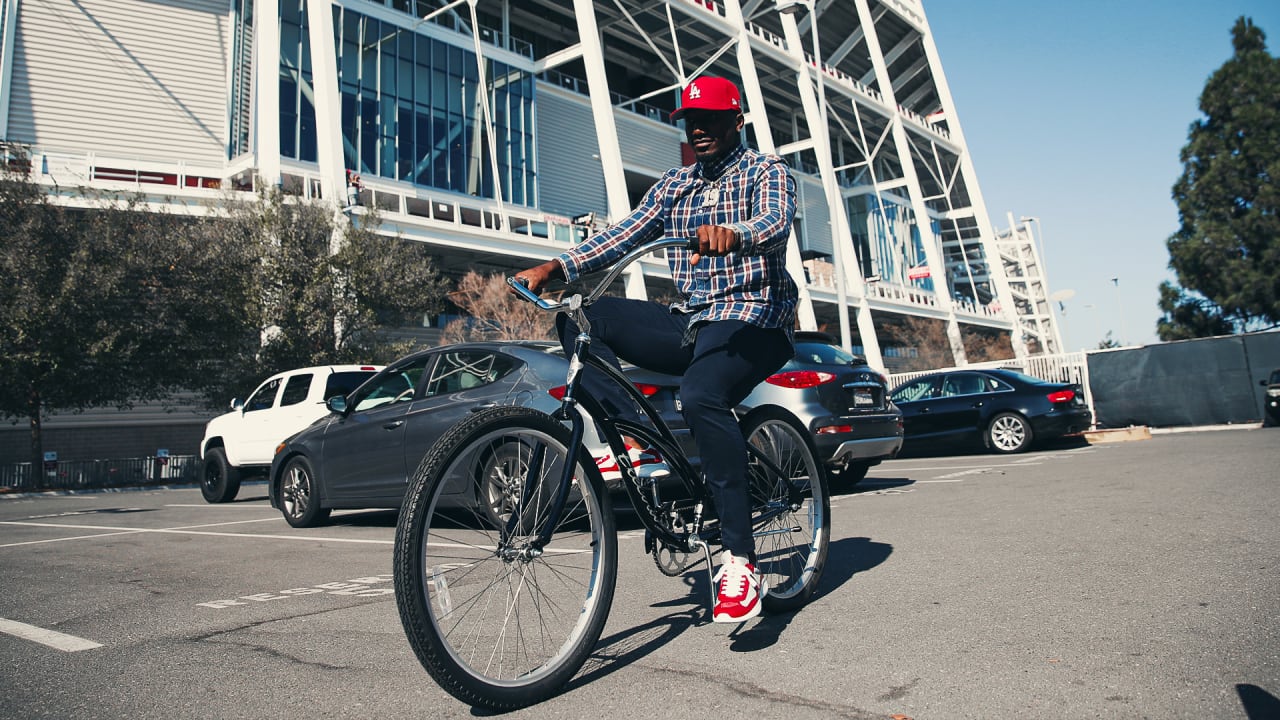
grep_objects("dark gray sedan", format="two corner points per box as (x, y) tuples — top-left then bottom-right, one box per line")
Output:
(266, 341), (691, 527)
(267, 342), (571, 527)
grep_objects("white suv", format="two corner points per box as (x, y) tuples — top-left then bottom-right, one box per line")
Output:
(199, 365), (381, 503)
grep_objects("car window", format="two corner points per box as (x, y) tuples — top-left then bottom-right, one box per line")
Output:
(891, 377), (938, 403)
(244, 378), (281, 412)
(425, 351), (514, 396)
(1269, 370), (1280, 385)
(793, 341), (857, 366)
(351, 358), (432, 412)
(280, 374), (313, 407)
(941, 373), (986, 397)
(325, 370), (378, 399)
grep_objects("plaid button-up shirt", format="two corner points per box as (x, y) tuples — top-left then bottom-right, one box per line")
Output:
(558, 143), (798, 338)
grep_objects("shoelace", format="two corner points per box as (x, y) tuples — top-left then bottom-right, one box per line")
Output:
(715, 561), (752, 600)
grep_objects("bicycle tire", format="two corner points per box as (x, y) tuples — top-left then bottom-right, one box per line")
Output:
(741, 411), (831, 612)
(394, 406), (617, 710)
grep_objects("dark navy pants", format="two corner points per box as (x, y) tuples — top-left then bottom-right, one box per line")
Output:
(557, 297), (792, 561)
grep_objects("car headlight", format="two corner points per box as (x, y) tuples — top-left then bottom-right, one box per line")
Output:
(1268, 388), (1280, 397)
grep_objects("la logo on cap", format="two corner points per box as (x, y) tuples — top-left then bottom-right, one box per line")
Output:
(689, 83), (702, 99)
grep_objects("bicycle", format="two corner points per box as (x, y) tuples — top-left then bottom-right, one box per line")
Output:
(393, 237), (831, 710)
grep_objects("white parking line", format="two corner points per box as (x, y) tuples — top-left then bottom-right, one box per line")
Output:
(0, 618), (102, 652)
(0, 520), (393, 548)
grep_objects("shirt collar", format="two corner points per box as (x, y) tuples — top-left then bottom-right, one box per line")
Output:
(698, 143), (747, 182)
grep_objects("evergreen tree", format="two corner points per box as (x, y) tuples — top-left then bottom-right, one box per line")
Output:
(1161, 17), (1280, 340)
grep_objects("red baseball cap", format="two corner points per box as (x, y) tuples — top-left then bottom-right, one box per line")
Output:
(671, 76), (741, 120)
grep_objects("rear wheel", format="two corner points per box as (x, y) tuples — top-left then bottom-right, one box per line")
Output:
(201, 448), (241, 503)
(395, 406), (617, 711)
(741, 412), (830, 612)
(987, 412), (1032, 454)
(830, 461), (871, 490)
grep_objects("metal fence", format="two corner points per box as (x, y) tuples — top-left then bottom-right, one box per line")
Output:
(0, 455), (200, 493)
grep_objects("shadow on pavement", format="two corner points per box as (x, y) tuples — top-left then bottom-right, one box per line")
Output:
(1237, 683), (1280, 719)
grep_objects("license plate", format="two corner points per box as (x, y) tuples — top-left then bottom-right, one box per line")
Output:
(674, 392), (682, 413)
(852, 388), (875, 407)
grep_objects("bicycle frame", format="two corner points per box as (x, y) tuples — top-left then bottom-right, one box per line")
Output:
(506, 238), (806, 557)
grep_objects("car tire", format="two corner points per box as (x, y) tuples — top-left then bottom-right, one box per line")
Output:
(987, 412), (1032, 454)
(279, 456), (331, 528)
(830, 461), (871, 490)
(201, 448), (241, 503)
(475, 440), (531, 529)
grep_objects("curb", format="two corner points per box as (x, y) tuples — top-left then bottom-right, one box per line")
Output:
(1083, 426), (1152, 443)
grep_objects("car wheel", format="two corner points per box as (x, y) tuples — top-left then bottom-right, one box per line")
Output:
(830, 461), (871, 490)
(279, 456), (331, 528)
(201, 448), (241, 503)
(477, 440), (530, 528)
(987, 412), (1032, 454)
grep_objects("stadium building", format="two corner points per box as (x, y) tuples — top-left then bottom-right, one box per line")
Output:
(2, 0), (1046, 378)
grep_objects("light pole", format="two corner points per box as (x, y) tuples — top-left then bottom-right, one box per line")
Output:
(1110, 276), (1127, 345)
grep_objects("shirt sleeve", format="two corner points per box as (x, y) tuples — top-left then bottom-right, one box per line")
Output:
(557, 175), (670, 282)
(727, 157), (796, 256)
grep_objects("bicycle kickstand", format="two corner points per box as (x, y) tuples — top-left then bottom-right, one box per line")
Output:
(691, 539), (717, 622)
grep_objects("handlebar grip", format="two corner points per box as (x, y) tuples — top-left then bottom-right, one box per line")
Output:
(506, 276), (562, 311)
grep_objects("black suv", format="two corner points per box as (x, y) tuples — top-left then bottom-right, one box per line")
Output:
(737, 331), (904, 487)
(1262, 369), (1280, 426)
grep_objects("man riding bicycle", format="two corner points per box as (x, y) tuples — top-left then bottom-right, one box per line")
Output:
(514, 75), (798, 624)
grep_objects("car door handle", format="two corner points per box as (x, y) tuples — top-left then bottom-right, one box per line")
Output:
(383, 420), (404, 430)
(971, 401), (984, 408)
(919, 407), (931, 414)
(469, 403), (500, 413)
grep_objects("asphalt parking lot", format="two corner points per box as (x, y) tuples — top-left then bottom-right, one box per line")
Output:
(1, 428), (1278, 719)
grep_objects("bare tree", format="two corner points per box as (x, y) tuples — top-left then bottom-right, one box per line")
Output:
(441, 271), (559, 343)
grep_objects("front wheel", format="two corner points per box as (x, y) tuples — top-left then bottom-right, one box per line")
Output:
(987, 412), (1032, 454)
(741, 412), (831, 613)
(279, 456), (331, 527)
(394, 406), (617, 711)
(201, 448), (241, 503)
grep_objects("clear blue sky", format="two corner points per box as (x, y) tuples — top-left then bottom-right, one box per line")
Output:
(924, 1), (1280, 351)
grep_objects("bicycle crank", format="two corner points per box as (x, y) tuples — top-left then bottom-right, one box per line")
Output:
(652, 545), (698, 576)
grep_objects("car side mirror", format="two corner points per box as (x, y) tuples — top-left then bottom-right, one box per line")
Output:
(1263, 379), (1270, 387)
(229, 398), (243, 411)
(326, 395), (348, 414)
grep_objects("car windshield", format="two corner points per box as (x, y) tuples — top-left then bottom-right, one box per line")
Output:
(794, 341), (858, 366)
(1271, 370), (1280, 385)
(994, 370), (1052, 385)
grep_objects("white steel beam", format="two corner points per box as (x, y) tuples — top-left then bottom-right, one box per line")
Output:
(254, 0), (281, 188)
(854, 0), (966, 365)
(915, 8), (1024, 359)
(572, 0), (646, 299)
(305, 0), (345, 208)
(724, 0), (817, 332)
(777, 1), (883, 371)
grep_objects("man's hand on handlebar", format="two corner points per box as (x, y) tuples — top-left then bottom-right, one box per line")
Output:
(511, 259), (563, 295)
(691, 224), (739, 265)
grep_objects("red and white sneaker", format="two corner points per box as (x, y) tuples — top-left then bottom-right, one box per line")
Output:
(711, 550), (766, 623)
(595, 447), (671, 483)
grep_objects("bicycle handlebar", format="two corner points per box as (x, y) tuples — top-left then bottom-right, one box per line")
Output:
(507, 237), (696, 312)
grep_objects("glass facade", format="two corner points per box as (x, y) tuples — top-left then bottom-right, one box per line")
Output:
(276, 3), (536, 206)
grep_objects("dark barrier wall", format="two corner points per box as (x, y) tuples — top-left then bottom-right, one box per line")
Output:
(1087, 330), (1280, 428)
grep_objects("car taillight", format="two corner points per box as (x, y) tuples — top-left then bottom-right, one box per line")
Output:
(549, 382), (659, 399)
(816, 424), (853, 435)
(632, 382), (661, 397)
(765, 370), (836, 389)
(1046, 389), (1076, 404)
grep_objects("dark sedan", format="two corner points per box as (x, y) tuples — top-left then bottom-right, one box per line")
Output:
(266, 341), (691, 527)
(889, 368), (1092, 454)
